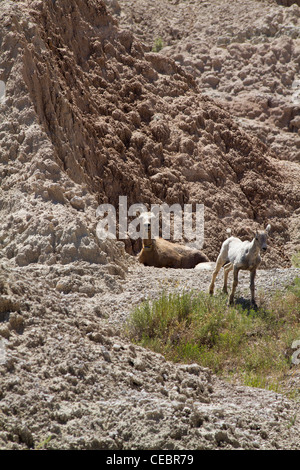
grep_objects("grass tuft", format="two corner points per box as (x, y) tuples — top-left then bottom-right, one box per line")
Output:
(125, 277), (300, 394)
(152, 37), (164, 52)
(291, 251), (300, 268)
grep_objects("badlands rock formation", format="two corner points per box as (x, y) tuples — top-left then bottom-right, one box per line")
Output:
(116, 0), (300, 163)
(1, 0), (299, 268)
(0, 0), (299, 450)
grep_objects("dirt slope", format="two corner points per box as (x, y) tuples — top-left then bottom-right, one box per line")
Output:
(115, 0), (300, 163)
(0, 0), (299, 267)
(0, 0), (299, 451)
(110, 0), (300, 261)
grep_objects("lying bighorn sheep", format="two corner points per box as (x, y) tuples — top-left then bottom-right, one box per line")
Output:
(209, 224), (271, 306)
(138, 212), (209, 269)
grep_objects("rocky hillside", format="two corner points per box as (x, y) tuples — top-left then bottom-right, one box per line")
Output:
(114, 0), (300, 163)
(0, 0), (299, 450)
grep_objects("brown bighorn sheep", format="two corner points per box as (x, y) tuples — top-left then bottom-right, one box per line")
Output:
(209, 224), (271, 306)
(138, 212), (209, 269)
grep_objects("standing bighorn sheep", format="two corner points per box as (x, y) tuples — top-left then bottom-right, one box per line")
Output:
(209, 224), (271, 306)
(138, 212), (209, 269)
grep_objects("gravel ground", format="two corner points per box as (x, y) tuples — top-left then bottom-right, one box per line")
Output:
(102, 262), (300, 328)
(0, 259), (299, 450)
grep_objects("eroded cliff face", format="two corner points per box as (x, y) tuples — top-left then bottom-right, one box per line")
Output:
(115, 0), (300, 163)
(0, 0), (299, 270)
(0, 0), (128, 270)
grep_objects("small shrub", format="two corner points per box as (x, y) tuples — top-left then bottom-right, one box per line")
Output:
(152, 37), (164, 52)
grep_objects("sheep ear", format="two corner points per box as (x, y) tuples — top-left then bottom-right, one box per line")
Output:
(265, 224), (271, 233)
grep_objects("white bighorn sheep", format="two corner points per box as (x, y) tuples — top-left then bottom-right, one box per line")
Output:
(138, 212), (209, 269)
(209, 224), (271, 306)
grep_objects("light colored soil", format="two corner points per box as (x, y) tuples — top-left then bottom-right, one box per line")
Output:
(0, 259), (299, 450)
(0, 0), (299, 450)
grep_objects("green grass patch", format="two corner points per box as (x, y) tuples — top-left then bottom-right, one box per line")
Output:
(291, 250), (300, 268)
(152, 37), (164, 52)
(125, 278), (300, 393)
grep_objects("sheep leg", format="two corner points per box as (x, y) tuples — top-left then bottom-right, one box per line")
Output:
(209, 256), (225, 295)
(223, 262), (233, 294)
(228, 265), (239, 305)
(250, 269), (257, 308)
